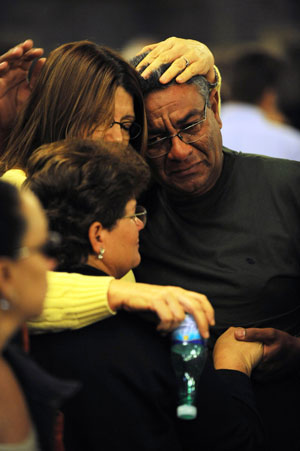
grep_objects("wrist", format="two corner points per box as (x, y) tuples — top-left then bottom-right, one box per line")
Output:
(107, 279), (133, 312)
(213, 355), (251, 377)
(107, 279), (121, 312)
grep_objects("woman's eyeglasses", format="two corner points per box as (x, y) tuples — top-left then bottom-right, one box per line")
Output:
(123, 205), (147, 226)
(109, 121), (141, 140)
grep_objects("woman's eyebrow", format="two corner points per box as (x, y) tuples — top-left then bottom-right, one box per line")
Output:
(119, 114), (135, 121)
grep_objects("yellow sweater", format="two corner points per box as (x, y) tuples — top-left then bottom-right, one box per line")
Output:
(2, 169), (136, 331)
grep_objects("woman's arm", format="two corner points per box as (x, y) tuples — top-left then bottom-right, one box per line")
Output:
(28, 271), (215, 338)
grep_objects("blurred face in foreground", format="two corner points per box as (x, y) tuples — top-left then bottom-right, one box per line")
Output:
(0, 191), (55, 324)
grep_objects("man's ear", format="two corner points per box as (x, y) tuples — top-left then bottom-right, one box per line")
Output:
(209, 88), (222, 129)
(88, 222), (104, 255)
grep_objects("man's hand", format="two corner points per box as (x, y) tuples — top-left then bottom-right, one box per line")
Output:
(213, 327), (263, 377)
(234, 327), (300, 380)
(0, 39), (45, 135)
(135, 36), (215, 85)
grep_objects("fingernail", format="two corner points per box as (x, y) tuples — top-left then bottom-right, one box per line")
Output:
(235, 328), (246, 339)
(203, 330), (209, 339)
(159, 75), (167, 83)
(176, 75), (184, 83)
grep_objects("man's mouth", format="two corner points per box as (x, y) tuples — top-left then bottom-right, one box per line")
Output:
(166, 161), (205, 177)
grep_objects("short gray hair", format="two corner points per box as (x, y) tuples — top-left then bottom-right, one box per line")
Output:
(130, 51), (211, 105)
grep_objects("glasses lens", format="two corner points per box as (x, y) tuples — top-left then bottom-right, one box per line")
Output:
(130, 122), (141, 140)
(41, 231), (61, 258)
(146, 138), (170, 159)
(181, 123), (204, 144)
(135, 206), (147, 226)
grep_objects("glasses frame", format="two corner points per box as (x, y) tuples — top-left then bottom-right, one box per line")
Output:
(146, 101), (208, 159)
(123, 205), (147, 226)
(17, 231), (61, 260)
(110, 120), (141, 140)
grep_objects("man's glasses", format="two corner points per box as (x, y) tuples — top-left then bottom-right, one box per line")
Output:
(146, 102), (208, 159)
(17, 231), (61, 260)
(123, 205), (147, 226)
(109, 121), (141, 140)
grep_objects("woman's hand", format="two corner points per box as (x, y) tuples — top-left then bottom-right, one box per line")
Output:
(108, 279), (215, 338)
(135, 36), (215, 85)
(213, 327), (263, 377)
(0, 39), (45, 134)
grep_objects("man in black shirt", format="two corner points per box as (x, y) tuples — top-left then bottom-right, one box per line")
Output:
(132, 53), (300, 451)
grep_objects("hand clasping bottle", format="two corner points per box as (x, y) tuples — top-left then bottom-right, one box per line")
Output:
(171, 314), (207, 420)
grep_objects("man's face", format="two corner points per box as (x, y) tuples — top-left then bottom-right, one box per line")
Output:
(145, 83), (223, 197)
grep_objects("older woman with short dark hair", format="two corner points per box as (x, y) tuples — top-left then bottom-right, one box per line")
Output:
(25, 138), (150, 275)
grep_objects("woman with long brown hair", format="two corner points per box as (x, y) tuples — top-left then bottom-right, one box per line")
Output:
(1, 40), (147, 175)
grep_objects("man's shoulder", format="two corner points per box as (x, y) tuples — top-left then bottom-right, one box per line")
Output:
(224, 146), (300, 169)
(224, 147), (300, 188)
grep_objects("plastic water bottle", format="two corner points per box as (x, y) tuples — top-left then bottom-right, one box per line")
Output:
(171, 314), (207, 420)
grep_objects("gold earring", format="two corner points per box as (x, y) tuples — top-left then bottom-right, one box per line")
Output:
(97, 247), (105, 260)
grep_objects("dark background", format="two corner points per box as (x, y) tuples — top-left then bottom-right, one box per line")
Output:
(2, 0), (300, 57)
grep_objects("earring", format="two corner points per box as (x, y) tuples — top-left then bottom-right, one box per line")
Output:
(97, 247), (105, 260)
(0, 298), (11, 311)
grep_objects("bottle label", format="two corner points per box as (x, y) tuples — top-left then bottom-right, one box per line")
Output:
(172, 315), (206, 345)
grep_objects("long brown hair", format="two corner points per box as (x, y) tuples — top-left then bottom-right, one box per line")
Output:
(2, 41), (147, 174)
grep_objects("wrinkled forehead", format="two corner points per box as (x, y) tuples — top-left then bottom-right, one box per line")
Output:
(144, 84), (206, 127)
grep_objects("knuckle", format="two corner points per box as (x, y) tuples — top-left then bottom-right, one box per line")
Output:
(200, 294), (209, 302)
(159, 53), (170, 64)
(176, 310), (185, 322)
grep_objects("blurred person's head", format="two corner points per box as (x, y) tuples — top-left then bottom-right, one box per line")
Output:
(277, 41), (300, 130)
(25, 139), (150, 278)
(0, 180), (54, 340)
(131, 54), (223, 197)
(3, 40), (147, 174)
(227, 49), (285, 106)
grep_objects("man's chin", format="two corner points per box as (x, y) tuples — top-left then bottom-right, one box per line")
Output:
(164, 173), (211, 196)
(164, 181), (208, 198)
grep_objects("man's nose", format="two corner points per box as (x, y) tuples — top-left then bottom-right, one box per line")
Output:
(167, 136), (193, 160)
